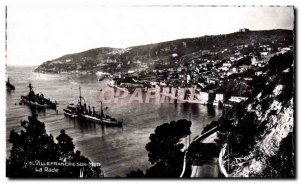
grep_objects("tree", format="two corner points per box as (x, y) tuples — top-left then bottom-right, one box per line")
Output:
(126, 169), (145, 178)
(7, 113), (103, 178)
(56, 129), (75, 162)
(144, 119), (191, 177)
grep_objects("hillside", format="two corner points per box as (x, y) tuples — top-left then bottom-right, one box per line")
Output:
(215, 52), (295, 177)
(34, 29), (293, 74)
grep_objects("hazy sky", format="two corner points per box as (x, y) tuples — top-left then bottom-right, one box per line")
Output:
(7, 6), (294, 66)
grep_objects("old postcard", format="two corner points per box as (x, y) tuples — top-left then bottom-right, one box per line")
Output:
(5, 5), (295, 178)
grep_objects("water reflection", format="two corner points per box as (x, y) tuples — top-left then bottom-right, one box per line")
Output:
(207, 105), (216, 117)
(67, 118), (98, 133)
(6, 89), (15, 96)
(6, 66), (222, 177)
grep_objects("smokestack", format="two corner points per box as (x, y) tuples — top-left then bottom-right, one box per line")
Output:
(93, 106), (95, 114)
(88, 106), (91, 114)
(84, 103), (87, 112)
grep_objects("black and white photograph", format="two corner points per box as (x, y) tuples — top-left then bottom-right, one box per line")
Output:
(4, 5), (295, 178)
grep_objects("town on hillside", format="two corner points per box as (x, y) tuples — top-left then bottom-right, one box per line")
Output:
(104, 30), (294, 106)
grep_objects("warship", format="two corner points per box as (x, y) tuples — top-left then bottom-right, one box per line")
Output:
(64, 86), (123, 127)
(6, 78), (15, 90)
(20, 83), (57, 109)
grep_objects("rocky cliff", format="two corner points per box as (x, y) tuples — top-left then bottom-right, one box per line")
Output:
(216, 52), (294, 177)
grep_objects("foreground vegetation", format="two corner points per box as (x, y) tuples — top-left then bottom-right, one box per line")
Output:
(7, 110), (103, 178)
(126, 119), (192, 178)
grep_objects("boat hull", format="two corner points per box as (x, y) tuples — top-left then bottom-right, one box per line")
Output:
(100, 118), (123, 127)
(63, 111), (78, 118)
(21, 98), (57, 109)
(64, 112), (123, 127)
(6, 82), (15, 90)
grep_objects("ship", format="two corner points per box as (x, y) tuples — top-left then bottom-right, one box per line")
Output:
(63, 86), (123, 127)
(98, 76), (106, 82)
(98, 74), (111, 81)
(20, 83), (57, 109)
(97, 72), (111, 81)
(6, 78), (15, 90)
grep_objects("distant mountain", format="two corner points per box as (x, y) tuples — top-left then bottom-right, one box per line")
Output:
(34, 29), (293, 74)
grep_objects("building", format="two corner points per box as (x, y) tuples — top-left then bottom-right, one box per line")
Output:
(255, 71), (263, 76)
(260, 52), (269, 58)
(229, 96), (248, 103)
(280, 47), (291, 54)
(251, 56), (258, 65)
(239, 65), (251, 72)
(207, 77), (216, 84)
(215, 93), (224, 102)
(239, 28), (250, 32)
(198, 92), (209, 101)
(232, 67), (239, 72)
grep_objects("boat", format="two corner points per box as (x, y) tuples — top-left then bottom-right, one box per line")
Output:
(63, 103), (78, 118)
(20, 83), (57, 109)
(6, 78), (15, 90)
(97, 72), (111, 81)
(100, 115), (123, 127)
(63, 86), (123, 127)
(98, 75), (111, 81)
(98, 76), (106, 81)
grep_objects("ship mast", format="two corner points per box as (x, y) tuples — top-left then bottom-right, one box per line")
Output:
(79, 86), (82, 106)
(29, 83), (34, 94)
(99, 89), (103, 116)
(100, 100), (103, 116)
